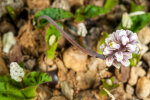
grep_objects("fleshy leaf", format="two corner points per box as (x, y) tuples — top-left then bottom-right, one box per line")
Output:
(130, 13), (150, 32)
(0, 72), (51, 100)
(23, 71), (52, 86)
(130, 53), (140, 67)
(34, 8), (73, 28)
(6, 6), (16, 21)
(46, 23), (62, 59)
(130, 1), (144, 12)
(75, 5), (109, 22)
(104, 0), (118, 10)
(119, 13), (150, 32)
(100, 77), (119, 97)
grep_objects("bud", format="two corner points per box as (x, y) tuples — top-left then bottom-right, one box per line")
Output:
(49, 35), (56, 46)
(122, 13), (132, 29)
(77, 23), (88, 37)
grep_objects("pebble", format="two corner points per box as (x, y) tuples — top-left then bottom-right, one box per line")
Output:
(136, 77), (150, 99)
(63, 46), (87, 72)
(3, 32), (16, 53)
(128, 67), (146, 86)
(143, 52), (150, 67)
(50, 96), (67, 100)
(52, 0), (70, 11)
(61, 81), (74, 100)
(138, 26), (150, 45)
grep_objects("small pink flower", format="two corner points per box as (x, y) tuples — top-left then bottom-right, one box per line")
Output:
(100, 29), (139, 68)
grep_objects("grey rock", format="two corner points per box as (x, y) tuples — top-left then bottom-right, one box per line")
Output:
(61, 81), (73, 100)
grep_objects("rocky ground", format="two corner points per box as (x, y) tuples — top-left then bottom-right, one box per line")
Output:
(0, 0), (150, 100)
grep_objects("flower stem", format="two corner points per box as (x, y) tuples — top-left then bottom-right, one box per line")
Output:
(38, 15), (104, 59)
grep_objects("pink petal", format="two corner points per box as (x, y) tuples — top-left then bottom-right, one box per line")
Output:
(123, 52), (132, 59)
(118, 30), (127, 37)
(121, 36), (129, 45)
(106, 57), (114, 67)
(115, 51), (123, 62)
(103, 47), (113, 56)
(126, 44), (136, 52)
(100, 44), (106, 52)
(121, 59), (130, 67)
(110, 42), (120, 49)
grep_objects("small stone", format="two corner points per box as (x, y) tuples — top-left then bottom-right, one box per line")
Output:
(88, 57), (106, 71)
(89, 0), (104, 7)
(67, 0), (84, 6)
(138, 26), (150, 45)
(143, 52), (150, 67)
(144, 98), (150, 100)
(36, 86), (52, 100)
(147, 69), (150, 79)
(50, 96), (67, 100)
(126, 84), (134, 95)
(136, 77), (150, 99)
(25, 59), (36, 70)
(27, 0), (50, 11)
(0, 57), (9, 75)
(63, 46), (87, 72)
(138, 43), (148, 56)
(3, 32), (16, 53)
(61, 81), (73, 100)
(52, 0), (70, 11)
(76, 70), (96, 90)
(128, 67), (146, 86)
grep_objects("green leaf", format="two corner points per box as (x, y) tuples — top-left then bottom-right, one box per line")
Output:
(20, 86), (37, 99)
(0, 72), (51, 100)
(99, 88), (108, 97)
(23, 71), (52, 87)
(46, 23), (62, 59)
(129, 13), (150, 32)
(98, 32), (109, 54)
(100, 77), (119, 97)
(34, 8), (73, 28)
(119, 13), (150, 32)
(0, 76), (29, 100)
(130, 54), (140, 67)
(75, 5), (109, 22)
(104, 0), (118, 10)
(6, 6), (16, 21)
(130, 1), (144, 12)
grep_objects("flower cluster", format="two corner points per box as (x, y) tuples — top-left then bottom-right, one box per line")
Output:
(10, 62), (24, 82)
(100, 29), (139, 68)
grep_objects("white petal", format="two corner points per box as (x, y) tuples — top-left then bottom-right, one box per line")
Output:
(115, 51), (123, 62)
(113, 61), (120, 69)
(121, 36), (129, 45)
(106, 57), (114, 67)
(126, 44), (136, 52)
(121, 59), (130, 67)
(103, 47), (113, 56)
(129, 33), (138, 43)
